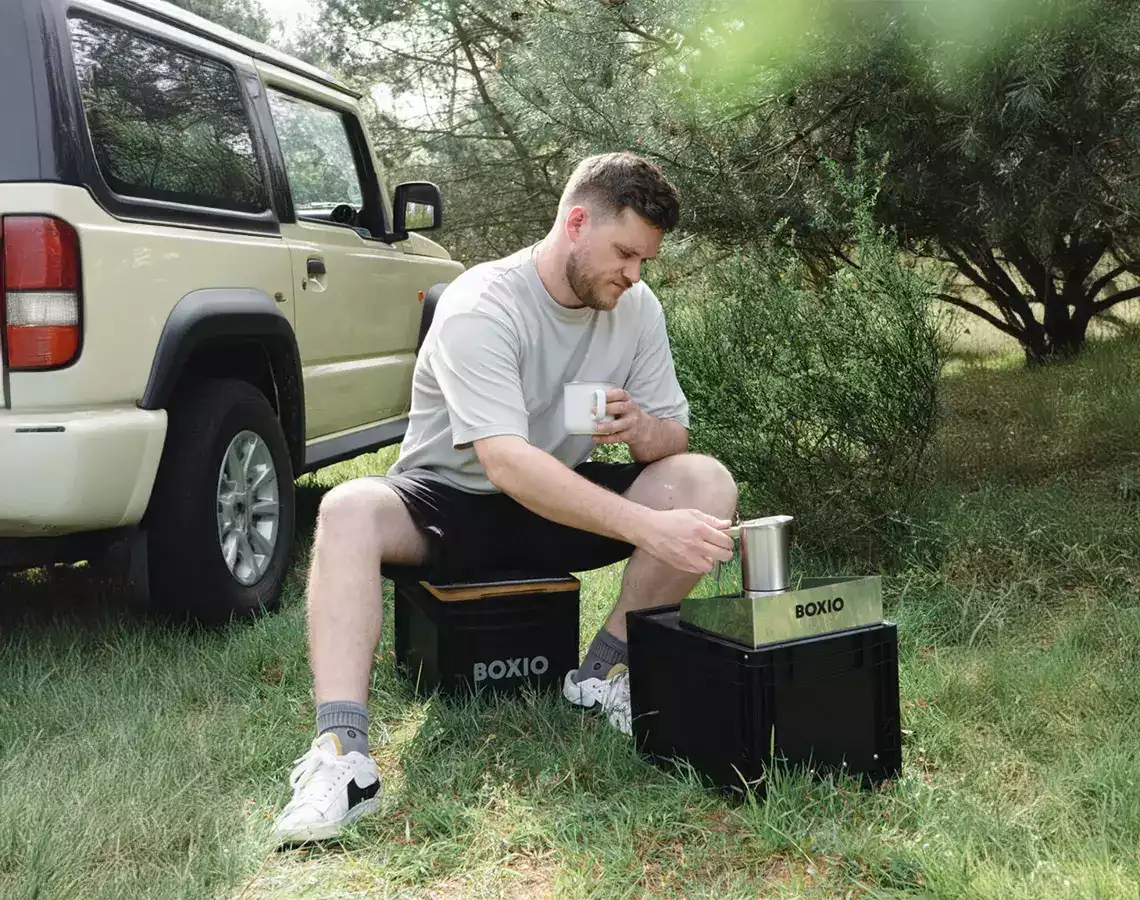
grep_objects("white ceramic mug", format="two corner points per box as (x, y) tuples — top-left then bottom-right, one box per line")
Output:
(564, 381), (615, 434)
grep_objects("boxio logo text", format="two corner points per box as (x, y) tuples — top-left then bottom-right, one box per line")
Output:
(795, 597), (845, 619)
(473, 656), (549, 682)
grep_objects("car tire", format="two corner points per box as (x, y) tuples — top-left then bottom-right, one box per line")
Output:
(144, 377), (296, 625)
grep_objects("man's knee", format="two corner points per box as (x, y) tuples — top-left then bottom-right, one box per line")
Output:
(316, 479), (399, 541)
(637, 452), (737, 518)
(671, 453), (738, 517)
(315, 479), (428, 564)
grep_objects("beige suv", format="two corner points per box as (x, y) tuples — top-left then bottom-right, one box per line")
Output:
(0, 0), (462, 622)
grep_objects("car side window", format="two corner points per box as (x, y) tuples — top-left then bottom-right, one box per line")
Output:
(266, 89), (371, 235)
(67, 14), (269, 214)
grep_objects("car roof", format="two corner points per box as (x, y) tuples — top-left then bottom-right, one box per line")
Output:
(104, 0), (362, 99)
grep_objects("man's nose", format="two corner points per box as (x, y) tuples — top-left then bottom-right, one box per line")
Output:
(624, 260), (642, 285)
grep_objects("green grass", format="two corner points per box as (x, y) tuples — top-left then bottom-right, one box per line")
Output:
(3, 340), (1140, 898)
(933, 336), (1140, 490)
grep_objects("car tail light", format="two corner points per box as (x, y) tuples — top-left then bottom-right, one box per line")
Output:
(1, 216), (82, 370)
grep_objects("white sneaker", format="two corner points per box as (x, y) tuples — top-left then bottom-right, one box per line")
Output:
(563, 664), (632, 735)
(273, 732), (382, 844)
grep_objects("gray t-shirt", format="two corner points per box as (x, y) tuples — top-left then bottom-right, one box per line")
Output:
(388, 244), (689, 494)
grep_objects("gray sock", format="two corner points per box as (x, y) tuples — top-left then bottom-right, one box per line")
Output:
(572, 628), (628, 683)
(316, 700), (370, 757)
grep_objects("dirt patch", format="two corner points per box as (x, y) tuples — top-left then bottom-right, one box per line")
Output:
(418, 858), (558, 899)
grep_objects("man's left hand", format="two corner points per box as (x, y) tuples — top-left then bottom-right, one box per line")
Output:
(592, 388), (649, 447)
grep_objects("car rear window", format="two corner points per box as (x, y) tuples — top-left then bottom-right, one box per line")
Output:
(67, 14), (269, 213)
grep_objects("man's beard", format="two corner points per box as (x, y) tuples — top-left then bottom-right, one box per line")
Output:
(565, 251), (614, 311)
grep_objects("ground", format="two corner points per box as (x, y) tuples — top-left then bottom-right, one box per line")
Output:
(2, 322), (1139, 899)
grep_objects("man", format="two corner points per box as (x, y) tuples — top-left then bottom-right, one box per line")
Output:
(273, 152), (738, 844)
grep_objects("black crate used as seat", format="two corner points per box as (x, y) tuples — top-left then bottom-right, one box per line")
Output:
(627, 604), (902, 795)
(386, 566), (581, 698)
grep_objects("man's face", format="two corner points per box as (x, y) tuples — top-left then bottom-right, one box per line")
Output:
(564, 206), (663, 311)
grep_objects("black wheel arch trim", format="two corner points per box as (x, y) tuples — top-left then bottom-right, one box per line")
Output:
(140, 288), (305, 473)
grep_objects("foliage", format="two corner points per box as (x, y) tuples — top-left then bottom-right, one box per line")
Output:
(317, 0), (566, 264)
(765, 0), (1140, 363)
(503, 0), (1140, 362)
(667, 164), (949, 558)
(167, 0), (272, 41)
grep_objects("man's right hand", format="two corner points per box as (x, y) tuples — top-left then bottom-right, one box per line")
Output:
(634, 509), (735, 574)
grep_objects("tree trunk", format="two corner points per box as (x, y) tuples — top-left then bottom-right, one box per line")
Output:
(1025, 317), (1089, 364)
(1022, 331), (1051, 366)
(1026, 267), (1096, 364)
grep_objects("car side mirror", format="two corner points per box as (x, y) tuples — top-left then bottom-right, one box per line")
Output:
(391, 181), (443, 241)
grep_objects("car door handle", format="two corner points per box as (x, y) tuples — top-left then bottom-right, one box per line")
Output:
(307, 257), (326, 277)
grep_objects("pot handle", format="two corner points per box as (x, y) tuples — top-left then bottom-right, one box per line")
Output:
(714, 522), (741, 595)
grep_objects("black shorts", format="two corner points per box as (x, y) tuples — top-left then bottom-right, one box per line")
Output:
(375, 461), (647, 582)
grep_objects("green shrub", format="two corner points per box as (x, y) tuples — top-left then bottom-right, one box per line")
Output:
(666, 180), (950, 560)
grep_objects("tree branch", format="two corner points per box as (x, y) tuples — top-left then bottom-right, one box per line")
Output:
(450, 6), (547, 204)
(778, 93), (858, 156)
(936, 293), (1026, 341)
(942, 245), (1012, 306)
(1002, 236), (1050, 298)
(618, 19), (675, 48)
(1093, 285), (1140, 315)
(1074, 240), (1106, 288)
(364, 40), (474, 74)
(458, 0), (523, 42)
(496, 68), (721, 179)
(397, 124), (514, 140)
(974, 245), (1027, 306)
(961, 243), (1044, 338)
(1088, 262), (1140, 302)
(615, 6), (697, 47)
(825, 235), (860, 269)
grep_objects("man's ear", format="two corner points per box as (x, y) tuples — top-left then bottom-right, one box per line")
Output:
(565, 205), (589, 242)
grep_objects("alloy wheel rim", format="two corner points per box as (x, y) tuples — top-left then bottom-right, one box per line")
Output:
(216, 430), (279, 586)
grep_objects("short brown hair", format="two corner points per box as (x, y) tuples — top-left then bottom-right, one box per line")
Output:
(560, 151), (681, 232)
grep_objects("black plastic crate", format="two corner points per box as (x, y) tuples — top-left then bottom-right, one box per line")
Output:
(627, 604), (901, 794)
(389, 570), (580, 697)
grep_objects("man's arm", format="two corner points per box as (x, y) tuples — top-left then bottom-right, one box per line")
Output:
(592, 390), (689, 463)
(630, 416), (689, 462)
(475, 435), (733, 575)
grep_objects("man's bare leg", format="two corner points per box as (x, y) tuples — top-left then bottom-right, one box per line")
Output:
(565, 454), (737, 728)
(305, 479), (429, 706)
(605, 453), (738, 640)
(276, 479), (430, 844)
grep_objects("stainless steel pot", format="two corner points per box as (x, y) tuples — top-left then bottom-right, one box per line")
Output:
(725, 514), (794, 594)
